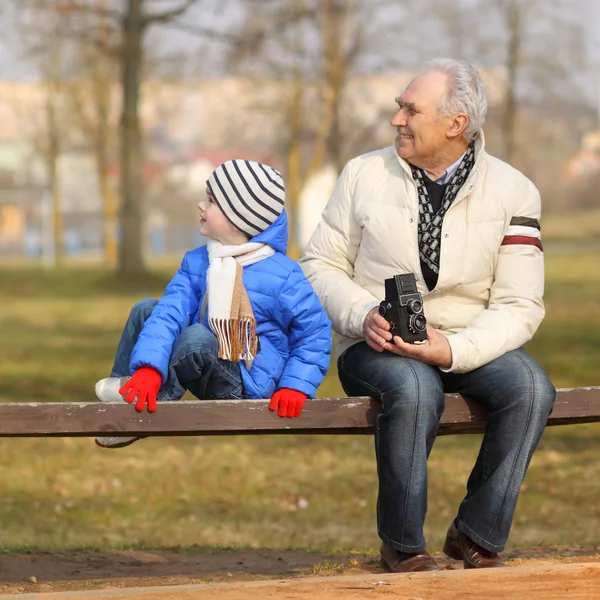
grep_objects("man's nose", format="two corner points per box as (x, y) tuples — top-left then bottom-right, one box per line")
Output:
(390, 108), (406, 127)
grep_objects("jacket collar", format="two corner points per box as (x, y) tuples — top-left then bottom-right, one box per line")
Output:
(395, 131), (487, 203)
(395, 130), (487, 179)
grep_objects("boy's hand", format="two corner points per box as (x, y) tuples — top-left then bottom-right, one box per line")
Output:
(269, 388), (307, 418)
(119, 367), (162, 413)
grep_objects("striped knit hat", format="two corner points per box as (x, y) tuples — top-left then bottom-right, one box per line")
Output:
(207, 160), (285, 238)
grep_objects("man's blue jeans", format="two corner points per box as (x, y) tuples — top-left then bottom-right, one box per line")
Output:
(110, 299), (244, 401)
(337, 342), (555, 554)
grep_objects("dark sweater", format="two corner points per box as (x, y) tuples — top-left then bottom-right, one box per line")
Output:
(420, 178), (449, 291)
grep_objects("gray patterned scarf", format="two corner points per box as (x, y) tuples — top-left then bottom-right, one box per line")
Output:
(410, 143), (476, 274)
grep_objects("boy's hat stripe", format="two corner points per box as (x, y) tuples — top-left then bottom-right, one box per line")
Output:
(257, 162), (285, 193)
(210, 172), (262, 237)
(221, 162), (272, 226)
(207, 159), (285, 238)
(209, 174), (262, 237)
(244, 160), (286, 205)
(232, 160), (281, 218)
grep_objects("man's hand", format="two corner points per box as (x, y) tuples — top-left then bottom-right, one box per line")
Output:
(269, 388), (307, 418)
(362, 306), (393, 352)
(119, 367), (162, 413)
(382, 325), (453, 369)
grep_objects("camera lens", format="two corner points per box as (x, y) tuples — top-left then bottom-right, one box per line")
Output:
(406, 298), (423, 314)
(409, 314), (427, 333)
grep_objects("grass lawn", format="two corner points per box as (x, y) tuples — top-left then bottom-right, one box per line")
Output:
(542, 209), (600, 244)
(0, 249), (598, 553)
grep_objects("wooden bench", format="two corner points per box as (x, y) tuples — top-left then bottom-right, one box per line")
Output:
(0, 387), (599, 438)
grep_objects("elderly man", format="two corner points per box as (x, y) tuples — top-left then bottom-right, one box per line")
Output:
(299, 58), (555, 572)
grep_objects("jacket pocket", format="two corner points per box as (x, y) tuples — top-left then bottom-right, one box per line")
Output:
(245, 335), (286, 398)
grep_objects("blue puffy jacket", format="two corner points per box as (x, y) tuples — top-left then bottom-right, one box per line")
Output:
(129, 210), (332, 399)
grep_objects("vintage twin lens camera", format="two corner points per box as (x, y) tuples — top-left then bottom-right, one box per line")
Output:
(378, 273), (427, 344)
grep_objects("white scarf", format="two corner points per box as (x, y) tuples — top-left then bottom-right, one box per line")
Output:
(205, 240), (275, 362)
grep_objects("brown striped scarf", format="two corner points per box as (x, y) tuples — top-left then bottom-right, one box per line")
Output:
(205, 240), (275, 362)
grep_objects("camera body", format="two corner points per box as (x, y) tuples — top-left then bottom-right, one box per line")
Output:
(378, 273), (427, 344)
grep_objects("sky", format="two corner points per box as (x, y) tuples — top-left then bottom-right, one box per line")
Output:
(1, 0), (600, 109)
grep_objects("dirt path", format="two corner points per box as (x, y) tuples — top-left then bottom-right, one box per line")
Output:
(0, 550), (599, 599)
(2, 562), (600, 600)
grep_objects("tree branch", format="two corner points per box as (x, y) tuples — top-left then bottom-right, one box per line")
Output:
(157, 19), (234, 42)
(143, 0), (200, 26)
(49, 0), (124, 23)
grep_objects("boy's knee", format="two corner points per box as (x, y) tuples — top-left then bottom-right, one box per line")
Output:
(172, 324), (218, 360)
(131, 298), (158, 319)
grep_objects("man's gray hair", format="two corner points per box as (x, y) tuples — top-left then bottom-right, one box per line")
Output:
(423, 58), (487, 143)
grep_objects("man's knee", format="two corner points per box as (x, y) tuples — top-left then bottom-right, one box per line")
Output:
(130, 298), (158, 319)
(529, 367), (556, 419)
(380, 360), (444, 414)
(339, 346), (444, 413)
(505, 351), (556, 419)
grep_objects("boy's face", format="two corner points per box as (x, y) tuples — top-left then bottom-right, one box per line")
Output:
(198, 187), (248, 244)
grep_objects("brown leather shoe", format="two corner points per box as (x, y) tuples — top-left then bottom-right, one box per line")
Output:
(443, 522), (505, 569)
(380, 541), (442, 572)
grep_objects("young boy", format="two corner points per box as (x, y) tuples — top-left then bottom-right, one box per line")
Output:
(95, 159), (332, 448)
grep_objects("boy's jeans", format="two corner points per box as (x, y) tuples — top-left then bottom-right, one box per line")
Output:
(110, 299), (245, 401)
(337, 342), (555, 554)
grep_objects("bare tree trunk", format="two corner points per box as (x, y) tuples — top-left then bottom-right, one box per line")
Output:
(280, 1), (308, 260)
(96, 107), (118, 267)
(504, 0), (521, 165)
(102, 171), (118, 267)
(46, 91), (62, 266)
(118, 0), (145, 276)
(46, 27), (63, 266)
(306, 0), (354, 178)
(66, 53), (117, 268)
(324, 0), (352, 175)
(286, 80), (303, 260)
(95, 80), (119, 268)
(305, 0), (338, 179)
(96, 0), (118, 268)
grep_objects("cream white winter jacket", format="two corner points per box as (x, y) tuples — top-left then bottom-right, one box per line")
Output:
(299, 135), (545, 373)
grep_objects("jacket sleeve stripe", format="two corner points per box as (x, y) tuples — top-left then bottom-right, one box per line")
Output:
(510, 216), (540, 230)
(506, 225), (541, 239)
(501, 235), (543, 251)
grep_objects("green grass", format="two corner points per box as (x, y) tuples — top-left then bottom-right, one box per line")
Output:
(543, 209), (600, 244)
(0, 251), (598, 552)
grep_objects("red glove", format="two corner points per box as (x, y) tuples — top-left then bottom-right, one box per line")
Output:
(269, 388), (307, 418)
(119, 367), (162, 413)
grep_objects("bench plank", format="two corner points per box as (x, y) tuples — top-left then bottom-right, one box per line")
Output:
(0, 387), (598, 437)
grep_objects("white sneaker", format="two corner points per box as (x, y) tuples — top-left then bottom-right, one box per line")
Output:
(94, 377), (141, 449)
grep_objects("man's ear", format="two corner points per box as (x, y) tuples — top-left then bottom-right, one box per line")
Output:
(447, 113), (469, 140)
